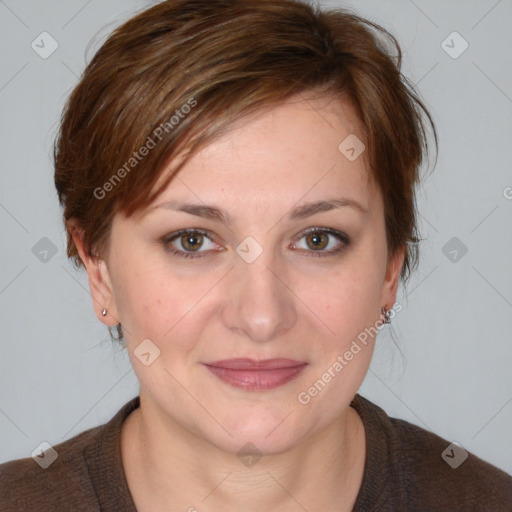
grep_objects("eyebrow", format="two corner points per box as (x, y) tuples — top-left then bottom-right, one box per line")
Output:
(149, 197), (368, 225)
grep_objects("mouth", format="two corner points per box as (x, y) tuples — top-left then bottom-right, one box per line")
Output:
(201, 358), (308, 390)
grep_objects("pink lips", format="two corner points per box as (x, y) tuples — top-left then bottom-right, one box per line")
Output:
(202, 358), (307, 390)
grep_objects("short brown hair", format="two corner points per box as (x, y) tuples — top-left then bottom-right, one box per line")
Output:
(54, 0), (437, 340)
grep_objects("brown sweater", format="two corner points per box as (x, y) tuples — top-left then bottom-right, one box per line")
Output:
(1, 394), (511, 511)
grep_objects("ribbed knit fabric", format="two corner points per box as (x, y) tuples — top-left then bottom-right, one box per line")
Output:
(1, 394), (511, 511)
(351, 395), (512, 511)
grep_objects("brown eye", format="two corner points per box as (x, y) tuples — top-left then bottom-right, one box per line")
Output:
(305, 232), (329, 250)
(292, 228), (350, 257)
(181, 232), (204, 251)
(162, 229), (218, 258)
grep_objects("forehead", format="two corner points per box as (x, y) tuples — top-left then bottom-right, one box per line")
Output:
(142, 93), (378, 219)
(205, 94), (363, 161)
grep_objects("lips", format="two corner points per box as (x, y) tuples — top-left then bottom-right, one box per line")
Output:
(204, 358), (306, 370)
(202, 358), (308, 390)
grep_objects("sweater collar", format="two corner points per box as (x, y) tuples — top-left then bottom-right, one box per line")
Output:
(83, 395), (140, 511)
(83, 393), (402, 511)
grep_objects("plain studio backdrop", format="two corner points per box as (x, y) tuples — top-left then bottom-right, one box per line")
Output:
(0, 0), (511, 474)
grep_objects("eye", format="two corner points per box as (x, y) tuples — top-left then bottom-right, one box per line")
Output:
(291, 227), (349, 256)
(161, 227), (349, 260)
(162, 229), (220, 258)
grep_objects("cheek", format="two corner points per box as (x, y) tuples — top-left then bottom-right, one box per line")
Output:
(319, 255), (384, 307)
(113, 255), (221, 347)
(304, 248), (386, 345)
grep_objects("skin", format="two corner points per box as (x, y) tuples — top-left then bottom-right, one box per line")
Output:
(72, 91), (404, 512)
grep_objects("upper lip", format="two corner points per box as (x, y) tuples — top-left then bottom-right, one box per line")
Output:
(203, 358), (307, 370)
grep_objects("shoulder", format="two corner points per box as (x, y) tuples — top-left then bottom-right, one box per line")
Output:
(352, 394), (512, 511)
(0, 396), (140, 512)
(0, 425), (103, 512)
(391, 416), (512, 510)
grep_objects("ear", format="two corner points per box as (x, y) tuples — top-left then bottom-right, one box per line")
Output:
(68, 221), (120, 326)
(380, 244), (405, 310)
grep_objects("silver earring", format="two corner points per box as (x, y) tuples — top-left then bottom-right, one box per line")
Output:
(101, 308), (108, 317)
(381, 306), (391, 324)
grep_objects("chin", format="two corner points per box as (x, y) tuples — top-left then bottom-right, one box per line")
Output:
(205, 408), (310, 457)
(209, 430), (303, 461)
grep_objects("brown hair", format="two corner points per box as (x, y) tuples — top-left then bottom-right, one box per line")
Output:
(54, 0), (437, 342)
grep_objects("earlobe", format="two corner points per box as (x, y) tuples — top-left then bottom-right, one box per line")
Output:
(68, 221), (120, 326)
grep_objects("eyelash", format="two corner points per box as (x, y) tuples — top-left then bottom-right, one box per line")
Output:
(161, 227), (350, 260)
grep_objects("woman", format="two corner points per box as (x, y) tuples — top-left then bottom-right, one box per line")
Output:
(1, 0), (511, 510)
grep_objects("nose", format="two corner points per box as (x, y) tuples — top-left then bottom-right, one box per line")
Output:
(221, 250), (297, 344)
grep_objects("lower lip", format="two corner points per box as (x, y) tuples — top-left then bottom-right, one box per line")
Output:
(203, 364), (307, 390)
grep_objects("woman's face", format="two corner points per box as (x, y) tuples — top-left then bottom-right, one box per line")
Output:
(83, 93), (403, 455)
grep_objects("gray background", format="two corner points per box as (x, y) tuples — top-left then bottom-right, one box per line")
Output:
(1, 0), (511, 475)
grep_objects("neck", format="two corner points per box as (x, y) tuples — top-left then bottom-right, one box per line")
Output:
(121, 391), (366, 512)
